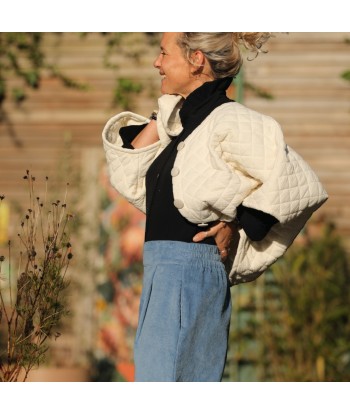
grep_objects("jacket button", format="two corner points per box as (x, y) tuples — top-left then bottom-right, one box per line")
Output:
(171, 167), (180, 177)
(173, 199), (184, 209)
(177, 142), (185, 151)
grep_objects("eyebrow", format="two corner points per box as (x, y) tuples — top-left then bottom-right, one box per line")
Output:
(160, 46), (168, 53)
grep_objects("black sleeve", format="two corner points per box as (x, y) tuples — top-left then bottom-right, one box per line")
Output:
(120, 124), (147, 149)
(236, 204), (279, 242)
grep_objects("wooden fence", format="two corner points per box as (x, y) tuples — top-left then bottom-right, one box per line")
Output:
(1, 32), (349, 379)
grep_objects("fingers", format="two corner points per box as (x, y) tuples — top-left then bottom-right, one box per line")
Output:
(193, 225), (219, 242)
(192, 230), (210, 242)
(192, 222), (232, 262)
(219, 247), (230, 261)
(193, 222), (226, 242)
(193, 223), (228, 239)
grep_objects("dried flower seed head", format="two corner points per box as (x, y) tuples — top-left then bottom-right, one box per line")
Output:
(1, 171), (74, 381)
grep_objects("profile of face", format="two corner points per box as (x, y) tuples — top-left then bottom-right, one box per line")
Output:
(153, 32), (204, 98)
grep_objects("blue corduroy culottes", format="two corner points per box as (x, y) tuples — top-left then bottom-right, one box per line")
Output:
(134, 241), (232, 382)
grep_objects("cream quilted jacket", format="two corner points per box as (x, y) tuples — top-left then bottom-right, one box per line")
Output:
(102, 94), (328, 286)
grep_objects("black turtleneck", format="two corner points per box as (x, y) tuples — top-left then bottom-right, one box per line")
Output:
(120, 77), (278, 243)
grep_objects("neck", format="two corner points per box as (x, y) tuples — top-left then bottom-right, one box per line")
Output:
(181, 74), (215, 99)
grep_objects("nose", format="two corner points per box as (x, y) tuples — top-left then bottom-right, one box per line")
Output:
(153, 53), (161, 69)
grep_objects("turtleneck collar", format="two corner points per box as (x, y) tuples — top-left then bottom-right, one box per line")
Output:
(179, 76), (233, 127)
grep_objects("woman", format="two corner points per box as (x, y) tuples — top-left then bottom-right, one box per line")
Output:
(102, 33), (328, 381)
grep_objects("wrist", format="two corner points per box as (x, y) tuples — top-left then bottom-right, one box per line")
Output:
(232, 217), (241, 230)
(149, 110), (158, 121)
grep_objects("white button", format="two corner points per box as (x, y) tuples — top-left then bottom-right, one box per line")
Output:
(171, 167), (180, 177)
(177, 142), (185, 151)
(197, 223), (209, 227)
(173, 199), (184, 209)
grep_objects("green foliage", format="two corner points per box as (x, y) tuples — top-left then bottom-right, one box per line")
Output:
(98, 32), (159, 109)
(8, 32), (159, 111)
(226, 219), (350, 382)
(259, 220), (350, 381)
(0, 33), (88, 107)
(113, 78), (143, 111)
(0, 172), (74, 381)
(340, 38), (350, 83)
(244, 81), (274, 100)
(341, 70), (350, 83)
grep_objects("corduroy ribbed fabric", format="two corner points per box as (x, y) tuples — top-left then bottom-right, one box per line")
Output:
(134, 241), (232, 382)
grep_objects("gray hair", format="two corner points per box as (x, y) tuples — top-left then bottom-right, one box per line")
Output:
(177, 32), (271, 79)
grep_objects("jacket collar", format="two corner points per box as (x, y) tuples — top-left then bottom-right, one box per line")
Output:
(179, 77), (233, 127)
(157, 77), (233, 137)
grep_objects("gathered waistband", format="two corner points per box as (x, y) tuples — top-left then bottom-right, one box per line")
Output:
(143, 240), (222, 266)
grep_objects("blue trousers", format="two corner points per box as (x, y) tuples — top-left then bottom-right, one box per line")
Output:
(134, 241), (232, 382)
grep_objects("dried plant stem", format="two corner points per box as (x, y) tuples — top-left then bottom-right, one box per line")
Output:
(8, 242), (12, 309)
(0, 171), (74, 382)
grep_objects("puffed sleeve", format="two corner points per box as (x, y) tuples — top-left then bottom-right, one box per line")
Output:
(102, 111), (162, 213)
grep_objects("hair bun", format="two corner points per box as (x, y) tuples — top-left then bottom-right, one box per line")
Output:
(234, 32), (271, 55)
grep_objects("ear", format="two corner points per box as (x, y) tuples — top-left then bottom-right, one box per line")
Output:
(190, 50), (205, 68)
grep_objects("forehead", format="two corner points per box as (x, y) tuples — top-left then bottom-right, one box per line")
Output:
(161, 32), (181, 49)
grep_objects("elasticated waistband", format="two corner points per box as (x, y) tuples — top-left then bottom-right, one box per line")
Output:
(143, 240), (222, 266)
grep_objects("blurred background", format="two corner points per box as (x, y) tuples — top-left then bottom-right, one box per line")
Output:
(0, 32), (349, 382)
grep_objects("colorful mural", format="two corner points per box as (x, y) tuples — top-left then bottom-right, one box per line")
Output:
(94, 166), (145, 382)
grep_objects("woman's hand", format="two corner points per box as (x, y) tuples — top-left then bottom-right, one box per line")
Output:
(193, 221), (237, 261)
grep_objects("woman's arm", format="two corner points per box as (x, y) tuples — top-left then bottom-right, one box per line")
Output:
(192, 206), (279, 261)
(131, 119), (159, 149)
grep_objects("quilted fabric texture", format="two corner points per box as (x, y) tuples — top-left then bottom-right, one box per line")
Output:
(102, 94), (328, 285)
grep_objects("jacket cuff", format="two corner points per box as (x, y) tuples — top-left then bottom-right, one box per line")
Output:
(236, 204), (279, 241)
(120, 124), (147, 149)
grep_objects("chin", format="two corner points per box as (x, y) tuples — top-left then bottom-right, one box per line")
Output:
(161, 80), (172, 95)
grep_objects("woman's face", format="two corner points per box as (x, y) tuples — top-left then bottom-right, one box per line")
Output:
(153, 32), (199, 98)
